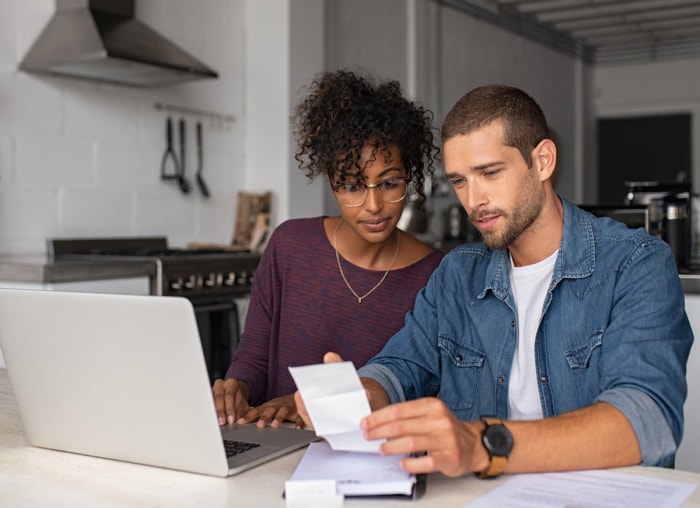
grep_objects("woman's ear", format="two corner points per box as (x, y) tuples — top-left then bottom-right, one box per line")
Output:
(532, 138), (557, 182)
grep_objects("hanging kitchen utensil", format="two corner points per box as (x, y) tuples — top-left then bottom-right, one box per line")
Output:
(195, 121), (210, 198)
(160, 117), (180, 181)
(177, 118), (192, 194)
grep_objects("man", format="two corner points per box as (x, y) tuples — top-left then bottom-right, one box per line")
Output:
(296, 84), (693, 478)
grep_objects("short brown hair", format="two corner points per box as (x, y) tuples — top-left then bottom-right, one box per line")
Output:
(441, 85), (549, 167)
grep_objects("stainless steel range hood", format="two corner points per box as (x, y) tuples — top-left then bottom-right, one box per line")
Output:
(20, 0), (219, 87)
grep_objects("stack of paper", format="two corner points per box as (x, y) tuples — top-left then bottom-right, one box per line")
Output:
(289, 440), (416, 496)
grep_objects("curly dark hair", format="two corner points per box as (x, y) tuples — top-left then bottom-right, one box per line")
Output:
(292, 69), (439, 209)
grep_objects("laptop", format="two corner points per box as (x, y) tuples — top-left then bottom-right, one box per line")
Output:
(0, 288), (316, 477)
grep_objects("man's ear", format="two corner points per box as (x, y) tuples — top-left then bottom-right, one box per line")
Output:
(532, 138), (557, 182)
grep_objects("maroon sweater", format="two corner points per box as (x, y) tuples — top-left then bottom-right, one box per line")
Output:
(226, 217), (443, 405)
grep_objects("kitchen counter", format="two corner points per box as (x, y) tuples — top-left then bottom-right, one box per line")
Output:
(0, 255), (155, 284)
(3, 253), (700, 293)
(1, 368), (699, 507)
(680, 268), (700, 294)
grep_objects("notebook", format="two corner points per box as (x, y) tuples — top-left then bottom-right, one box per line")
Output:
(0, 288), (316, 477)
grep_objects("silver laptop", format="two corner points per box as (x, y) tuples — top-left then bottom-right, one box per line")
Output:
(0, 288), (316, 477)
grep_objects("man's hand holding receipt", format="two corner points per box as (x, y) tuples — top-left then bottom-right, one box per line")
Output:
(288, 358), (382, 453)
(287, 355), (421, 500)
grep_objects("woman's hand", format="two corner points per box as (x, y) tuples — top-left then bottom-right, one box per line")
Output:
(238, 394), (304, 429)
(212, 377), (251, 425)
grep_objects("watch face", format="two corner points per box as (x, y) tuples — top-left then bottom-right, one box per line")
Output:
(483, 424), (514, 456)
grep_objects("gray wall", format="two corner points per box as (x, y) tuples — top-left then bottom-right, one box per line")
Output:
(438, 6), (586, 203)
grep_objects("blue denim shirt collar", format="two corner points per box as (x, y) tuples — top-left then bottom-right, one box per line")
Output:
(484, 196), (594, 301)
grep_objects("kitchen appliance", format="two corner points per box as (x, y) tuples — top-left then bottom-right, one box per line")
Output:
(397, 195), (429, 234)
(624, 181), (693, 267)
(580, 181), (695, 267)
(579, 205), (650, 232)
(20, 0), (219, 87)
(49, 237), (261, 382)
(443, 203), (480, 242)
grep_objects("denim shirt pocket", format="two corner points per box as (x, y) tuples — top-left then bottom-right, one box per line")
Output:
(565, 330), (603, 369)
(437, 335), (485, 413)
(563, 330), (604, 405)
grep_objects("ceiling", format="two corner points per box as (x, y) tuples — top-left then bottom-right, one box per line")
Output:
(447, 0), (700, 65)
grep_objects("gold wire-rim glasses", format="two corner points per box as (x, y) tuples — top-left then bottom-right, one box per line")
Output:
(330, 176), (411, 208)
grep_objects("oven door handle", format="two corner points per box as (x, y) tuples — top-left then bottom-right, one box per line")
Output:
(191, 302), (237, 312)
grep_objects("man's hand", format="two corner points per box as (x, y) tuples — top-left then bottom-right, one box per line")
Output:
(360, 397), (488, 477)
(212, 377), (251, 426)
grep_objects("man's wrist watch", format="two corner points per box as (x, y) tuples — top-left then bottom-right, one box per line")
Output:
(477, 417), (514, 478)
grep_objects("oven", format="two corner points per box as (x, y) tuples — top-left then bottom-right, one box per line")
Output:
(49, 237), (261, 383)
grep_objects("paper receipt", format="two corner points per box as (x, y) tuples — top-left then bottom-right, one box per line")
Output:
(289, 361), (383, 453)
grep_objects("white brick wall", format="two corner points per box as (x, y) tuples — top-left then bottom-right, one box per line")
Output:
(0, 0), (248, 255)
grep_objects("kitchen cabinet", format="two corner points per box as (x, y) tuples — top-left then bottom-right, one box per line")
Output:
(676, 294), (700, 472)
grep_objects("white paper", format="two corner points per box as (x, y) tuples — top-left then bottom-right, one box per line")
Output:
(289, 440), (416, 497)
(284, 479), (344, 508)
(289, 361), (384, 452)
(466, 469), (697, 508)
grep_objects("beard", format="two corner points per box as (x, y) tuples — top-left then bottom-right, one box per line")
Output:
(471, 170), (543, 250)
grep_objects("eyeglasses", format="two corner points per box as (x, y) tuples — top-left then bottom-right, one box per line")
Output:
(331, 177), (411, 207)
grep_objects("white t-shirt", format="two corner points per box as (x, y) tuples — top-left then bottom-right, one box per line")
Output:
(507, 249), (558, 420)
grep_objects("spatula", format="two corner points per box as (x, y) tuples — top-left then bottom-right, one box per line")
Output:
(195, 121), (211, 198)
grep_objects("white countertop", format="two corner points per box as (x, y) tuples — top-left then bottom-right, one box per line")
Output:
(0, 255), (155, 284)
(2, 368), (700, 507)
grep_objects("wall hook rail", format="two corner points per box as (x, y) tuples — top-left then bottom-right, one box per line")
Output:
(154, 102), (234, 129)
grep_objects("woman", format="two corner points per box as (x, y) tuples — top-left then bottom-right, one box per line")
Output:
(212, 69), (443, 428)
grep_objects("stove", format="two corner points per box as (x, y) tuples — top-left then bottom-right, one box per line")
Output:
(49, 237), (262, 382)
(49, 237), (261, 297)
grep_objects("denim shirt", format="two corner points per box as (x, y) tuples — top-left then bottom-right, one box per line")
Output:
(358, 197), (693, 467)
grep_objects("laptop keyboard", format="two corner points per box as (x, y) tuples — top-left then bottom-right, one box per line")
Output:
(223, 439), (262, 458)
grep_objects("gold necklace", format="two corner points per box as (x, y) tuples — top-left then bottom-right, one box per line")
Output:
(333, 219), (400, 304)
